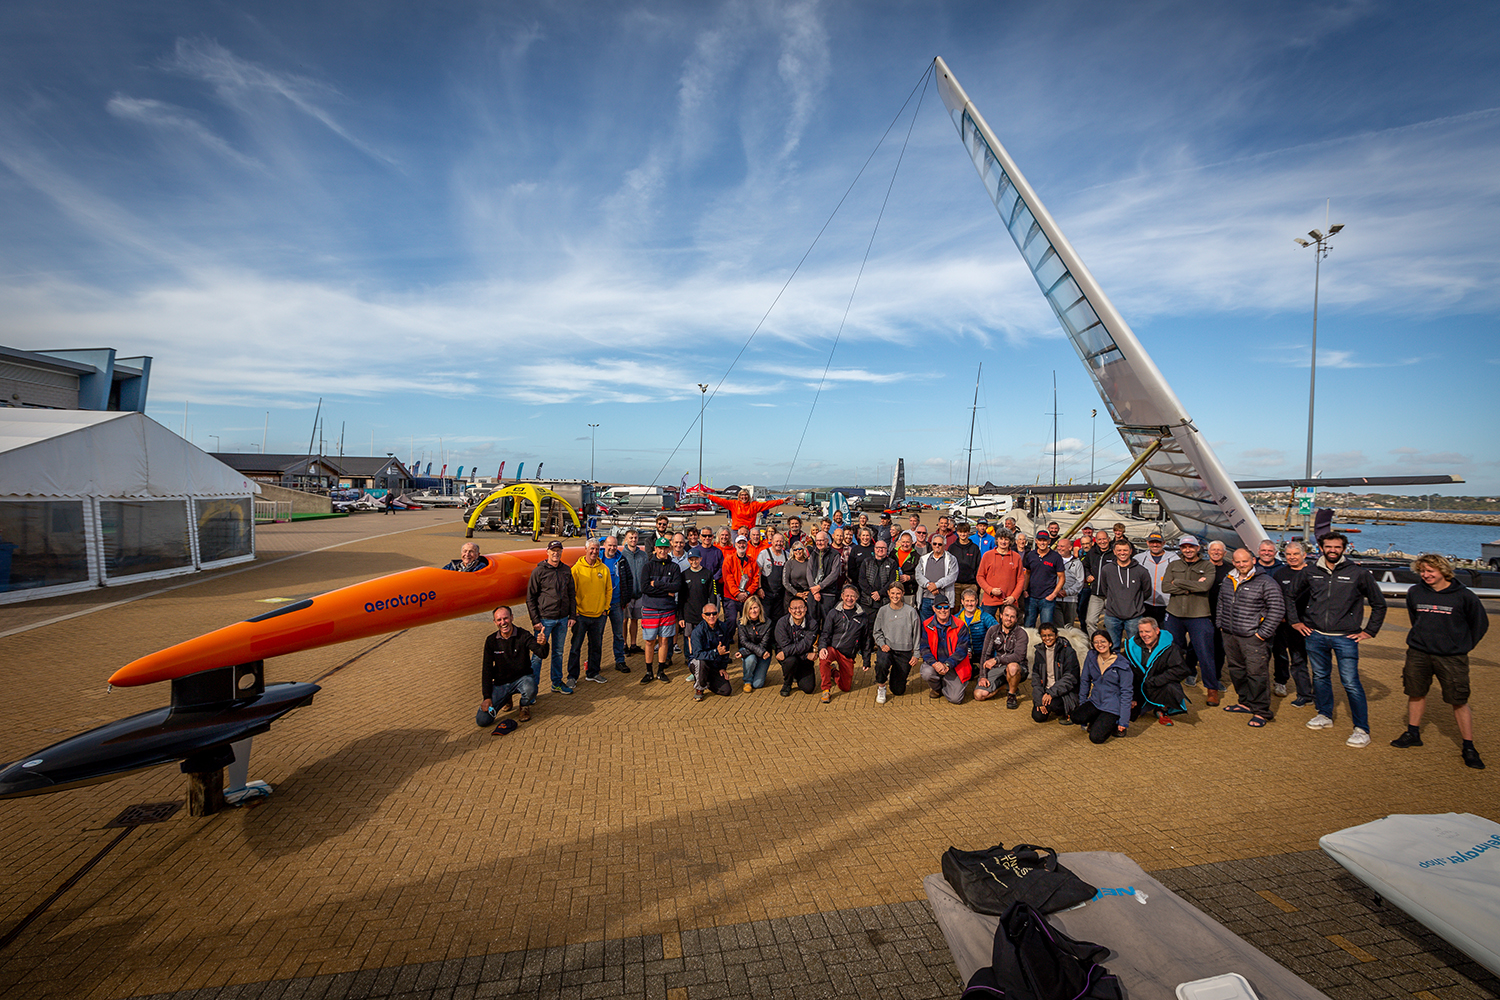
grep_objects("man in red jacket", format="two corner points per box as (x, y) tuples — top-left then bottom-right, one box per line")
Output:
(708, 488), (789, 533)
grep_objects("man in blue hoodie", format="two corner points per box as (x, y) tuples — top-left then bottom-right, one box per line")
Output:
(1390, 554), (1489, 769)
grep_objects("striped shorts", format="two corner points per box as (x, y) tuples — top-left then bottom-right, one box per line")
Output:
(640, 607), (677, 639)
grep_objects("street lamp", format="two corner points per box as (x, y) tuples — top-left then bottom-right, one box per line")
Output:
(697, 384), (709, 486)
(1089, 408), (1097, 490)
(210, 434), (220, 453)
(588, 423), (599, 481)
(1293, 218), (1344, 541)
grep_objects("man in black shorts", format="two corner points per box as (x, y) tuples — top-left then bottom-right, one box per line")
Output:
(1390, 553), (1489, 769)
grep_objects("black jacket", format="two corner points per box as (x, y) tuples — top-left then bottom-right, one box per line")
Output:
(951, 539), (982, 585)
(678, 566), (718, 623)
(1272, 564), (1309, 624)
(482, 628), (547, 692)
(819, 603), (869, 656)
(858, 555), (900, 609)
(1028, 640), (1080, 710)
(1287, 556), (1386, 636)
(738, 616), (775, 658)
(526, 560), (574, 622)
(774, 614), (819, 657)
(1406, 579), (1489, 656)
(640, 555), (683, 613)
(1216, 569), (1284, 640)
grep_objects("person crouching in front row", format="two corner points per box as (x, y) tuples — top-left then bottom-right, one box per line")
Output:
(689, 604), (733, 701)
(477, 605), (545, 727)
(919, 596), (971, 704)
(1029, 622), (1080, 724)
(1070, 630), (1132, 743)
(774, 597), (820, 696)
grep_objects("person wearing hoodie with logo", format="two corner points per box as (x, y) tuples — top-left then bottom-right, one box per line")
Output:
(1391, 553), (1489, 769)
(1287, 531), (1386, 748)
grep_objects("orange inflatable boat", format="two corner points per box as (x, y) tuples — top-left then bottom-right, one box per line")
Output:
(108, 547), (583, 687)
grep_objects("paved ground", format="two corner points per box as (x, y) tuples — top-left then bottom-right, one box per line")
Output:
(0, 511), (1495, 1000)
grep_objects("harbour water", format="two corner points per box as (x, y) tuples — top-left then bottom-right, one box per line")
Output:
(1270, 516), (1499, 561)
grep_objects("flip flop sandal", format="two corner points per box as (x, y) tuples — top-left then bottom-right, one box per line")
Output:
(1247, 715), (1269, 728)
(1223, 704), (1253, 714)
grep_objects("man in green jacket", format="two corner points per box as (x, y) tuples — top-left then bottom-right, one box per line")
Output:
(1162, 535), (1219, 705)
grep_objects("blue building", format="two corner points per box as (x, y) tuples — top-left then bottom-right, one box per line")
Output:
(0, 346), (152, 411)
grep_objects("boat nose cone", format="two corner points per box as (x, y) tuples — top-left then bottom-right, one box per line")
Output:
(0, 760), (56, 799)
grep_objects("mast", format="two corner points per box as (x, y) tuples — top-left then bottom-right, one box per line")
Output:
(963, 363), (981, 495)
(932, 57), (1266, 548)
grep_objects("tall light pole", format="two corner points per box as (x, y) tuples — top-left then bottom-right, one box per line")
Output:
(1089, 408), (1097, 490)
(588, 423), (599, 481)
(697, 384), (709, 485)
(210, 434), (220, 453)
(1293, 215), (1344, 540)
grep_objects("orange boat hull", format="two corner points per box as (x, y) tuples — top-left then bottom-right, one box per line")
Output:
(108, 548), (582, 687)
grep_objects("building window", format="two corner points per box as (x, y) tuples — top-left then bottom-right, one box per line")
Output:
(99, 499), (192, 579)
(196, 498), (253, 563)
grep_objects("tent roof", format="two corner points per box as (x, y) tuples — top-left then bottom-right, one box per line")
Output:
(0, 409), (259, 499)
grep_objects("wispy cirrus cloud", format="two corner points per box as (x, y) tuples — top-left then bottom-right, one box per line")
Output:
(106, 94), (261, 170)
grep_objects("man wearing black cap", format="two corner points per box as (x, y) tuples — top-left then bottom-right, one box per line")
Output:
(1022, 530), (1065, 628)
(526, 540), (575, 695)
(877, 511), (894, 545)
(951, 521), (982, 593)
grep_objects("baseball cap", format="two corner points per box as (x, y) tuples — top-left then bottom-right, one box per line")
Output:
(977, 518), (989, 525)
(1035, 530), (1051, 541)
(1147, 531), (1164, 542)
(1179, 534), (1201, 547)
(734, 536), (748, 546)
(546, 540), (563, 550)
(880, 511), (892, 520)
(491, 719), (518, 735)
(933, 596), (951, 608)
(654, 537), (670, 547)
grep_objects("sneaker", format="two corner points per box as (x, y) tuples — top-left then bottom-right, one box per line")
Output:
(1273, 683), (1287, 697)
(1346, 728), (1371, 748)
(565, 675), (579, 685)
(928, 689), (942, 699)
(501, 696), (515, 713)
(1157, 712), (1174, 726)
(1306, 714), (1333, 730)
(779, 686), (792, 697)
(586, 673), (608, 684)
(615, 663), (631, 674)
(1463, 746), (1486, 770)
(640, 671), (656, 684)
(1290, 696), (1314, 708)
(657, 670), (670, 684)
(1390, 730), (1423, 749)
(743, 683), (753, 693)
(518, 706), (531, 722)
(876, 685), (888, 705)
(552, 683), (574, 695)
(820, 690), (831, 703)
(693, 690), (706, 702)
(1006, 694), (1019, 710)
(1058, 716), (1075, 726)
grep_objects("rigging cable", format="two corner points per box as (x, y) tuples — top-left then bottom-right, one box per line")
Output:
(783, 64), (932, 489)
(647, 62), (935, 488)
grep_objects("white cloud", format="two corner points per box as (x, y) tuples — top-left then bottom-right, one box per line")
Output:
(106, 95), (262, 170)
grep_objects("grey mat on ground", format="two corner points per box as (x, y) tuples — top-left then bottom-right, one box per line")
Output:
(924, 852), (1330, 999)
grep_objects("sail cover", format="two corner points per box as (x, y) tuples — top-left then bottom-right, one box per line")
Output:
(933, 57), (1265, 549)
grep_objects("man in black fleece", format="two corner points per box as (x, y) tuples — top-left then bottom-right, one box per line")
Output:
(1391, 553), (1490, 769)
(477, 605), (547, 725)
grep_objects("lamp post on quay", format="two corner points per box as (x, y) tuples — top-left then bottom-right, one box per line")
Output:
(588, 423), (599, 481)
(1293, 216), (1344, 542)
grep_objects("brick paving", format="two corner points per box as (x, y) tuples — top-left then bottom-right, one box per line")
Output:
(0, 512), (1495, 999)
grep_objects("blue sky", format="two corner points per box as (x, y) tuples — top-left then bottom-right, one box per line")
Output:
(3, 1), (1498, 493)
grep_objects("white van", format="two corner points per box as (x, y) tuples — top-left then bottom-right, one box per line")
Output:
(943, 495), (1015, 519)
(599, 485), (676, 512)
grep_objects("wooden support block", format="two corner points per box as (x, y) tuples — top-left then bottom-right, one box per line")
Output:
(187, 768), (226, 817)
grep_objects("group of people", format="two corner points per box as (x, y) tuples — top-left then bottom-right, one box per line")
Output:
(464, 489), (1488, 770)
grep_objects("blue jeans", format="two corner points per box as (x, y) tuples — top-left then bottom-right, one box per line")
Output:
(532, 618), (569, 688)
(1024, 597), (1055, 628)
(567, 613), (607, 679)
(1164, 614), (1219, 691)
(476, 676), (538, 724)
(1104, 614), (1142, 652)
(607, 601), (627, 666)
(742, 653), (769, 689)
(1306, 631), (1369, 732)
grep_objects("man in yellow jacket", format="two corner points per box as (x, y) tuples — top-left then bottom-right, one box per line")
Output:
(567, 537), (615, 685)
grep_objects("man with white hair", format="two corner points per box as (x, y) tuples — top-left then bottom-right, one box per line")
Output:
(1271, 541), (1314, 706)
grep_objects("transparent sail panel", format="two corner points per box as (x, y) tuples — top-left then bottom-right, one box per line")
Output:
(934, 58), (1266, 547)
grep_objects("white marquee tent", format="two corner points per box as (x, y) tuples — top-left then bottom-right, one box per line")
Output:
(0, 410), (259, 604)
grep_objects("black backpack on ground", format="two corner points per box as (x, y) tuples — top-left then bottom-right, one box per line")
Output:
(961, 902), (1122, 1000)
(941, 843), (1096, 916)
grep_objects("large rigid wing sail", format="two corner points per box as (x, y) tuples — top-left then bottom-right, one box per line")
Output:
(933, 57), (1265, 549)
(890, 458), (906, 506)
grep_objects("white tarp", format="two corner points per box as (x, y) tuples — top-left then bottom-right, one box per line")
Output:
(0, 410), (258, 499)
(1321, 812), (1500, 978)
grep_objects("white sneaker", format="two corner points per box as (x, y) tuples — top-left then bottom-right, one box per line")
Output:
(1273, 683), (1287, 697)
(876, 685), (888, 705)
(1306, 714), (1334, 730)
(1346, 728), (1370, 748)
